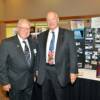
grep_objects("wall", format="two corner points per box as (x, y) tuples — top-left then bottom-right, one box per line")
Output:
(0, 0), (5, 42)
(4, 0), (100, 20)
(0, 0), (5, 20)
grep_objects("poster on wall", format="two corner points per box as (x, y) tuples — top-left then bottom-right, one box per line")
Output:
(70, 20), (84, 30)
(91, 17), (100, 28)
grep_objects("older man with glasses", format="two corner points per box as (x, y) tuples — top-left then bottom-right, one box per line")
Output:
(0, 19), (36, 100)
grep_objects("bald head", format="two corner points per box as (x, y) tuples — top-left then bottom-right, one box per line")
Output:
(46, 11), (59, 19)
(46, 11), (59, 30)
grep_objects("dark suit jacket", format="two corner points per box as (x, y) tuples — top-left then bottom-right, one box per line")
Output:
(0, 35), (36, 90)
(36, 28), (78, 87)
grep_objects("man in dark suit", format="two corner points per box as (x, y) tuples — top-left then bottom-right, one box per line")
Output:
(0, 19), (36, 100)
(36, 11), (78, 100)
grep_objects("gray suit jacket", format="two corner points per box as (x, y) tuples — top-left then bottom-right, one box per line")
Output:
(0, 35), (36, 90)
(36, 28), (78, 87)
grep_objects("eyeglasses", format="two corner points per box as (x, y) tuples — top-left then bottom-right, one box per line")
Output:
(18, 26), (30, 30)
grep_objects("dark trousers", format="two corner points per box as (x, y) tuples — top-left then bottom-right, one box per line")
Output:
(42, 66), (66, 100)
(9, 87), (33, 100)
(31, 83), (42, 100)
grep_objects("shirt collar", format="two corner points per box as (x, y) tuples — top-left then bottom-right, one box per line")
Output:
(49, 27), (59, 33)
(17, 35), (27, 43)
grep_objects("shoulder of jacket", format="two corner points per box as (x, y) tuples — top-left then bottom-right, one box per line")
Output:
(38, 30), (48, 37)
(2, 35), (16, 43)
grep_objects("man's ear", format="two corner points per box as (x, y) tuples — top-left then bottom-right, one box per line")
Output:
(16, 27), (18, 32)
(57, 18), (59, 23)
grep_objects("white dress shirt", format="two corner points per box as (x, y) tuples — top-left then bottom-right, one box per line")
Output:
(17, 35), (31, 59)
(46, 27), (59, 64)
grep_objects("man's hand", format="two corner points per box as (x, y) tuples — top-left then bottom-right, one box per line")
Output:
(2, 84), (11, 92)
(33, 70), (38, 82)
(70, 73), (77, 84)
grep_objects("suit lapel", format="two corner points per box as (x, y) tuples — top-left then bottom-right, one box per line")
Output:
(13, 35), (27, 64)
(28, 37), (34, 65)
(43, 30), (49, 59)
(55, 28), (64, 64)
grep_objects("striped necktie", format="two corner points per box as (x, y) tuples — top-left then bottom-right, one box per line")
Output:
(23, 41), (31, 66)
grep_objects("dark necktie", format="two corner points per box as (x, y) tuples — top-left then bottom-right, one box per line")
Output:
(23, 41), (31, 66)
(48, 31), (55, 64)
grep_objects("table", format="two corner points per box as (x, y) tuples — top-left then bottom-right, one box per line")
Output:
(32, 69), (100, 100)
